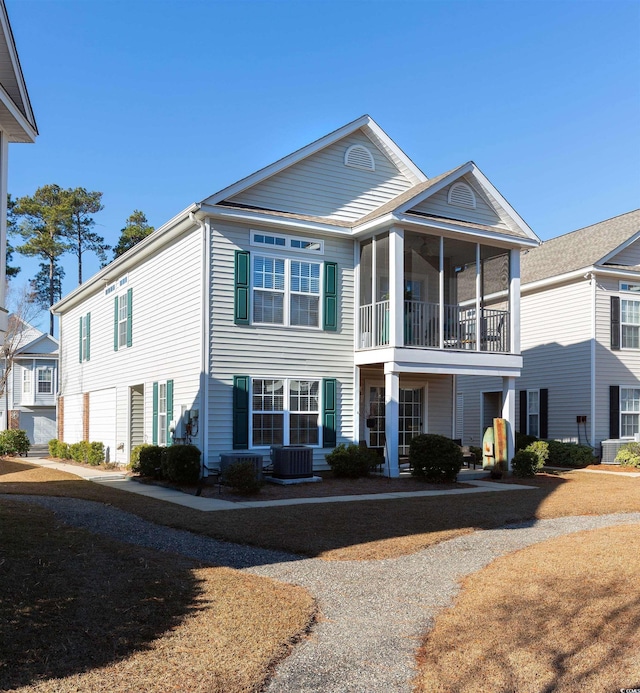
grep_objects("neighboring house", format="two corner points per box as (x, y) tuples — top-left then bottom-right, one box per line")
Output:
(52, 115), (539, 475)
(0, 1), (38, 331)
(456, 209), (640, 460)
(1, 317), (58, 444)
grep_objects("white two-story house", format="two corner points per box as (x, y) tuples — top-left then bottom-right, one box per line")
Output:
(456, 209), (640, 461)
(1, 318), (58, 444)
(52, 116), (539, 475)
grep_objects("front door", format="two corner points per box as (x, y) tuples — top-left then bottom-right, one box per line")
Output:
(366, 384), (424, 456)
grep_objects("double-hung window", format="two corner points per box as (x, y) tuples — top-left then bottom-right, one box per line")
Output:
(114, 288), (133, 351)
(22, 368), (31, 396)
(253, 256), (321, 327)
(37, 368), (53, 395)
(621, 387), (640, 437)
(621, 299), (640, 349)
(79, 313), (90, 362)
(527, 390), (539, 437)
(251, 378), (320, 446)
(118, 292), (129, 347)
(158, 382), (167, 446)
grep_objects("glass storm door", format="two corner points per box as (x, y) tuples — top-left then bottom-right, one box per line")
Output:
(399, 387), (423, 456)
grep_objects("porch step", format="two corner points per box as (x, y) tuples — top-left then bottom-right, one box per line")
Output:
(458, 468), (491, 481)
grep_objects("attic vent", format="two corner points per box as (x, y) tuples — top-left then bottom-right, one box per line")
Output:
(344, 144), (375, 171)
(448, 182), (476, 209)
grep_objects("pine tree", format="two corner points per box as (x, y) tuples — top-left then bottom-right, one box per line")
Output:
(113, 210), (154, 259)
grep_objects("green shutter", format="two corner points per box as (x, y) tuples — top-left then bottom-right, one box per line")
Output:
(86, 313), (91, 361)
(233, 375), (250, 449)
(234, 250), (250, 325)
(166, 379), (174, 446)
(126, 288), (133, 348)
(323, 262), (338, 331)
(152, 381), (159, 445)
(113, 296), (119, 351)
(323, 378), (337, 447)
(79, 316), (83, 362)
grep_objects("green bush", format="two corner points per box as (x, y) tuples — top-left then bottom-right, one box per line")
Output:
(0, 429), (30, 456)
(162, 444), (201, 483)
(48, 439), (71, 459)
(325, 443), (379, 478)
(512, 449), (543, 477)
(86, 442), (105, 466)
(615, 442), (640, 468)
(409, 434), (463, 482)
(48, 438), (58, 457)
(546, 440), (594, 468)
(222, 459), (262, 494)
(525, 440), (549, 468)
(69, 442), (85, 463)
(137, 445), (166, 478)
(129, 443), (152, 472)
(516, 432), (539, 451)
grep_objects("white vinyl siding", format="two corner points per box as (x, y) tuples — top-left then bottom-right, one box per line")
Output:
(410, 176), (507, 229)
(209, 220), (355, 468)
(89, 388), (116, 462)
(57, 227), (203, 465)
(63, 393), (84, 444)
(608, 240), (640, 267)
(595, 277), (640, 445)
(227, 131), (414, 222)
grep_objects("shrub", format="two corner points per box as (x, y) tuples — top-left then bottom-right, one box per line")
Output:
(546, 440), (594, 468)
(222, 459), (262, 494)
(615, 442), (640, 468)
(516, 432), (539, 451)
(525, 440), (549, 468)
(48, 439), (71, 459)
(162, 444), (201, 483)
(325, 443), (379, 478)
(69, 442), (85, 463)
(0, 429), (30, 456)
(86, 442), (105, 466)
(136, 445), (166, 478)
(409, 434), (463, 482)
(512, 449), (542, 477)
(48, 438), (58, 457)
(470, 445), (483, 463)
(129, 443), (152, 472)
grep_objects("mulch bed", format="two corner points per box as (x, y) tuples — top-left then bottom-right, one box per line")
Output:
(139, 472), (471, 502)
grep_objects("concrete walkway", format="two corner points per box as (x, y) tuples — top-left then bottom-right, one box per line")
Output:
(21, 455), (537, 510)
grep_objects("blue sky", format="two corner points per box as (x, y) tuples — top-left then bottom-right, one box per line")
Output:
(6, 0), (640, 318)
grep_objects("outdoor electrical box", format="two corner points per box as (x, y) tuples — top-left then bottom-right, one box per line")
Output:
(576, 415), (587, 424)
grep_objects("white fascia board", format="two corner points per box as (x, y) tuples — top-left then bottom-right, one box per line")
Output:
(203, 115), (373, 205)
(395, 163), (473, 215)
(351, 213), (397, 237)
(202, 204), (353, 236)
(395, 214), (539, 249)
(598, 230), (640, 265)
(470, 163), (539, 241)
(53, 203), (200, 313)
(362, 119), (427, 184)
(0, 3), (37, 132)
(0, 82), (37, 142)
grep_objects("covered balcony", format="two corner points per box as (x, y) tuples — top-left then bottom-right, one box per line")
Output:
(358, 230), (515, 354)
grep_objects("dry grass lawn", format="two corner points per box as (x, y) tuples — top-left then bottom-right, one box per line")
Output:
(414, 524), (640, 693)
(1, 459), (639, 561)
(0, 498), (316, 693)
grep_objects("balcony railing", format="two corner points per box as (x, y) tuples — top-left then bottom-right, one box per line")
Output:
(359, 301), (510, 352)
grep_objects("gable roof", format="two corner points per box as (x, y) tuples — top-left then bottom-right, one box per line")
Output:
(521, 209), (640, 285)
(6, 315), (58, 354)
(0, 1), (37, 142)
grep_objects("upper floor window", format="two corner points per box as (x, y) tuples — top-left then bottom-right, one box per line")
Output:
(114, 288), (133, 351)
(620, 281), (640, 293)
(22, 368), (31, 395)
(621, 299), (640, 349)
(251, 231), (323, 254)
(37, 368), (53, 394)
(253, 256), (321, 328)
(79, 313), (90, 362)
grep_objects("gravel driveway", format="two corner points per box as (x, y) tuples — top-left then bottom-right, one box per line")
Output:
(5, 494), (640, 692)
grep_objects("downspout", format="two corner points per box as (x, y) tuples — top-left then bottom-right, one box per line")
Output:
(588, 272), (596, 449)
(190, 210), (210, 475)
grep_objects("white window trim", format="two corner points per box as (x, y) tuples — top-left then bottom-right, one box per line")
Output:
(22, 367), (32, 395)
(36, 367), (54, 395)
(527, 389), (540, 437)
(620, 281), (640, 293)
(252, 252), (323, 329)
(250, 230), (324, 255)
(620, 386), (640, 439)
(117, 291), (129, 349)
(249, 377), (321, 449)
(81, 314), (89, 362)
(620, 297), (640, 349)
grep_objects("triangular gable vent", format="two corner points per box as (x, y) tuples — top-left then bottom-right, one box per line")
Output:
(448, 181), (476, 209)
(344, 144), (375, 171)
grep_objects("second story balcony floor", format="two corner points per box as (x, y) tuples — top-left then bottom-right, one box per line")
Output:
(357, 229), (519, 357)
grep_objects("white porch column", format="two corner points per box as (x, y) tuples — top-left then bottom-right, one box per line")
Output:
(388, 226), (404, 347)
(510, 248), (521, 354)
(502, 376), (516, 471)
(384, 365), (400, 478)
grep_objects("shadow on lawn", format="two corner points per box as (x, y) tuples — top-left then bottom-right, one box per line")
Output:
(0, 498), (203, 690)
